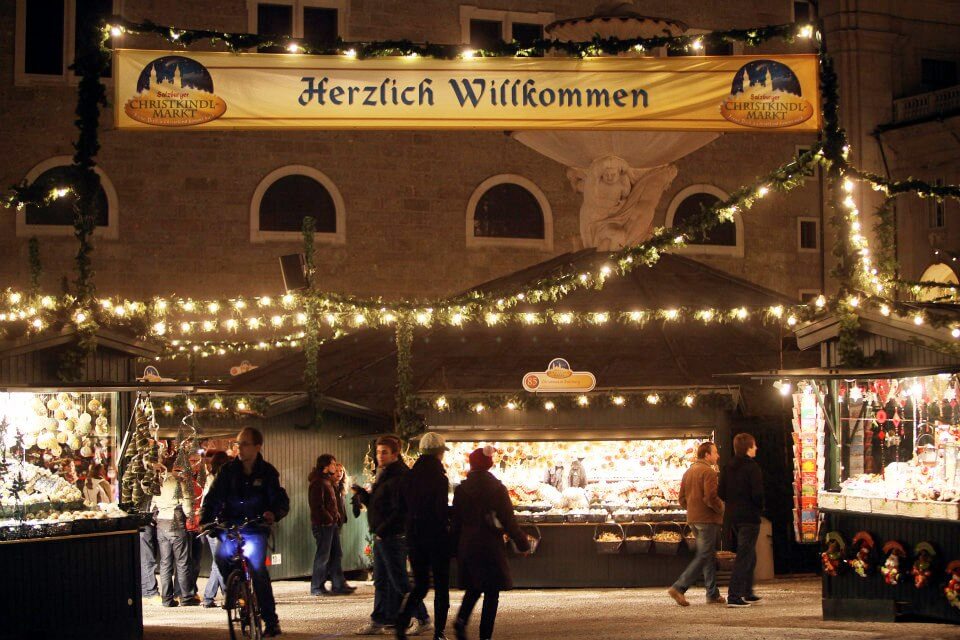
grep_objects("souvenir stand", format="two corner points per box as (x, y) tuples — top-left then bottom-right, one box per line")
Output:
(779, 310), (960, 623)
(0, 328), (169, 640)
(423, 398), (729, 588)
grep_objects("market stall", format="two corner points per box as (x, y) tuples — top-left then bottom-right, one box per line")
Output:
(434, 429), (717, 587)
(774, 310), (960, 623)
(0, 329), (160, 640)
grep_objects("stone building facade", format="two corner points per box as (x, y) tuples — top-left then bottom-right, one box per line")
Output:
(0, 0), (955, 313)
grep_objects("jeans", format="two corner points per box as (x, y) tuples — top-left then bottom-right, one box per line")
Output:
(203, 536), (224, 605)
(325, 525), (347, 591)
(371, 534), (426, 626)
(728, 522), (760, 600)
(215, 529), (278, 627)
(457, 589), (499, 640)
(140, 523), (159, 597)
(672, 523), (719, 598)
(175, 530), (203, 599)
(311, 525), (337, 595)
(397, 541), (449, 633)
(157, 520), (194, 604)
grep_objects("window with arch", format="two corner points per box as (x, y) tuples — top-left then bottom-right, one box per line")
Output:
(16, 156), (119, 239)
(250, 165), (345, 243)
(916, 263), (959, 302)
(665, 184), (743, 257)
(466, 175), (553, 250)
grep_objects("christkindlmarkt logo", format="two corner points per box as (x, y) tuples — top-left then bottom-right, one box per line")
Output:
(720, 59), (813, 129)
(522, 358), (596, 393)
(124, 55), (227, 127)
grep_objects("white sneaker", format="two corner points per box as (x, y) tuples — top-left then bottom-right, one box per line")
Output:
(356, 622), (386, 635)
(408, 619), (433, 636)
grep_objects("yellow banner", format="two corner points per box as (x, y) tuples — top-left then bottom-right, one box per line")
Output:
(115, 49), (821, 132)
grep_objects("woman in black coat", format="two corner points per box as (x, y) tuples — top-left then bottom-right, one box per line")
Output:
(452, 446), (530, 640)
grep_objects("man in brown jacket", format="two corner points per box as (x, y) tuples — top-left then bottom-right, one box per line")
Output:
(667, 441), (725, 606)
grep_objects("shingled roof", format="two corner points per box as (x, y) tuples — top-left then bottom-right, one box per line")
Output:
(229, 253), (818, 414)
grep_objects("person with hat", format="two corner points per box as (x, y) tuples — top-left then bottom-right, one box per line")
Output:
(396, 432), (452, 640)
(451, 446), (530, 640)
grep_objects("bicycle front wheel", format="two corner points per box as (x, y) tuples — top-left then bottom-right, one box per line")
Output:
(226, 569), (263, 640)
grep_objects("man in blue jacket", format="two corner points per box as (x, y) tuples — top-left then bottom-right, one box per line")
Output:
(201, 427), (290, 637)
(718, 432), (764, 608)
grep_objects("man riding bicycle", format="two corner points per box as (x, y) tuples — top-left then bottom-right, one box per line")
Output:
(201, 427), (290, 637)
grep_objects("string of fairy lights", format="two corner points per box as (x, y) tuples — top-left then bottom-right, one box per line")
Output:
(419, 388), (738, 414)
(2, 17), (960, 370)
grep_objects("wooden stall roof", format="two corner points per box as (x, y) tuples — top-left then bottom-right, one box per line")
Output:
(230, 253), (819, 415)
(0, 326), (162, 386)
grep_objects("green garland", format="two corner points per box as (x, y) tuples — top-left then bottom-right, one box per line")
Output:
(394, 315), (422, 439)
(27, 238), (42, 297)
(108, 18), (801, 59)
(301, 216), (324, 428)
(873, 197), (898, 282)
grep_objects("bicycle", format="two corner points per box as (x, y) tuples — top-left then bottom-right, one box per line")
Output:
(202, 517), (267, 640)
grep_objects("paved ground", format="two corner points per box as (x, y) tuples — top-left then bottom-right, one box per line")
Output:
(143, 577), (960, 640)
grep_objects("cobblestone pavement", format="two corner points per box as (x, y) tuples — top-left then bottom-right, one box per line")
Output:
(143, 577), (960, 639)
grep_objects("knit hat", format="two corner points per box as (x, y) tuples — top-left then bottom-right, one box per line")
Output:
(419, 432), (448, 454)
(469, 445), (496, 472)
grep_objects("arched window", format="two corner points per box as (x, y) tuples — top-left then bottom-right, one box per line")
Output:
(16, 156), (119, 239)
(466, 175), (553, 250)
(665, 184), (743, 257)
(250, 165), (345, 243)
(916, 263), (959, 302)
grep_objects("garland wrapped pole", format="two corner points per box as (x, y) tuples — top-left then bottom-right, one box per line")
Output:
(394, 313), (422, 440)
(57, 18), (111, 381)
(301, 216), (324, 428)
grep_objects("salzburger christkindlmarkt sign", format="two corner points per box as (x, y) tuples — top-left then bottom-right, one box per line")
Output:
(115, 49), (820, 131)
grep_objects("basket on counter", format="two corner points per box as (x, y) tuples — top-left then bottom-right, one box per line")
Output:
(652, 522), (683, 555)
(612, 511), (634, 524)
(508, 525), (541, 555)
(623, 523), (654, 554)
(515, 512), (533, 524)
(716, 550), (736, 571)
(565, 512), (590, 524)
(682, 524), (697, 552)
(593, 523), (624, 554)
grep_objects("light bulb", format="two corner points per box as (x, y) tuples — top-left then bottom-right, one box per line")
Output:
(577, 395), (589, 407)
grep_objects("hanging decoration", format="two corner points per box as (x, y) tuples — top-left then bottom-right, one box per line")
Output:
(846, 531), (874, 578)
(821, 532), (846, 576)
(912, 542), (936, 589)
(119, 394), (161, 510)
(881, 541), (906, 586)
(946, 561), (960, 610)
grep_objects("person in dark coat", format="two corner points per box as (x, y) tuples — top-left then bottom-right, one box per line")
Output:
(309, 453), (344, 596)
(452, 446), (530, 640)
(718, 432), (764, 608)
(200, 427), (290, 637)
(352, 435), (429, 636)
(397, 432), (452, 640)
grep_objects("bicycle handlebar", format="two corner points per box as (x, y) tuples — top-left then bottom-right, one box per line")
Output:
(200, 516), (267, 537)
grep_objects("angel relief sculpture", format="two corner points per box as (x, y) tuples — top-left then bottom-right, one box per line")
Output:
(567, 156), (678, 251)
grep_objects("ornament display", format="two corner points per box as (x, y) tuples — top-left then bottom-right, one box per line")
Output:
(912, 542), (936, 589)
(822, 532), (845, 576)
(881, 541), (906, 586)
(445, 439), (698, 521)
